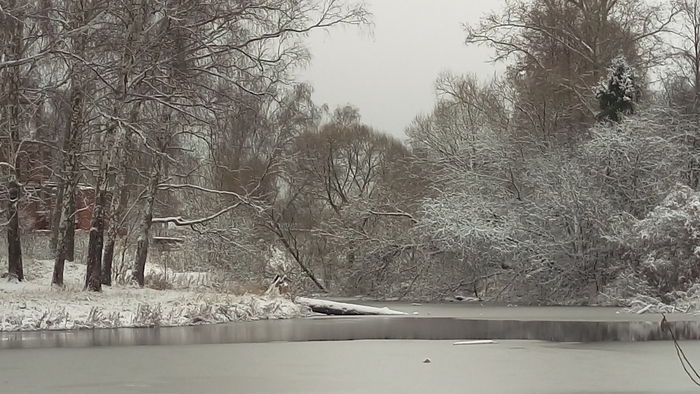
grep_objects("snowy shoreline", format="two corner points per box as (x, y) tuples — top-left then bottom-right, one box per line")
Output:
(0, 259), (309, 332)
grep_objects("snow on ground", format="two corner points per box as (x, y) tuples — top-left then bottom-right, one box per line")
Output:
(0, 259), (309, 332)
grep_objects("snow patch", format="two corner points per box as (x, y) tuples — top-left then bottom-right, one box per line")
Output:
(0, 259), (309, 331)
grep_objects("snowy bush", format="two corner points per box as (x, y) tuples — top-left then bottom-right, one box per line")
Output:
(418, 147), (619, 302)
(621, 184), (700, 298)
(583, 113), (689, 216)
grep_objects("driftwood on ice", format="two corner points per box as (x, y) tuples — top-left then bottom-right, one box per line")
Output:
(453, 340), (496, 345)
(296, 297), (407, 316)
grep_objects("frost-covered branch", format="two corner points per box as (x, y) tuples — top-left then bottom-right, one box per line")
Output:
(368, 210), (418, 224)
(152, 203), (242, 227)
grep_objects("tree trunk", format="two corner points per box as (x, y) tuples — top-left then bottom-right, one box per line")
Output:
(64, 1), (89, 267)
(101, 103), (137, 285)
(4, 1), (24, 281)
(133, 230), (149, 287)
(52, 155), (80, 286)
(102, 176), (131, 285)
(84, 187), (105, 291)
(52, 181), (77, 286)
(84, 120), (111, 292)
(101, 236), (115, 285)
(51, 183), (76, 262)
(52, 6), (87, 283)
(52, 254), (64, 286)
(132, 166), (159, 287)
(65, 191), (76, 261)
(274, 226), (326, 292)
(7, 180), (23, 281)
(49, 180), (65, 255)
(296, 297), (406, 315)
(52, 165), (78, 286)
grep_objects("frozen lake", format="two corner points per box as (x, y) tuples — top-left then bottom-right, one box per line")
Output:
(1, 304), (698, 393)
(0, 340), (698, 393)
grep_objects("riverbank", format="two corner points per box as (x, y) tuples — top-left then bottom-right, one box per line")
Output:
(0, 259), (308, 331)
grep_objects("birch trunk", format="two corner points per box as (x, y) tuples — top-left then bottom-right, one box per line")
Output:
(52, 1), (87, 285)
(133, 164), (160, 287)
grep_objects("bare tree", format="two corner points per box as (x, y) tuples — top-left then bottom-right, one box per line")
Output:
(114, 0), (370, 287)
(466, 0), (675, 144)
(1, 0), (28, 280)
(51, 0), (93, 286)
(669, 0), (700, 110)
(665, 0), (700, 188)
(264, 107), (421, 294)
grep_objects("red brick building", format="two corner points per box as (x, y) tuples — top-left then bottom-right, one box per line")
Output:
(1, 140), (95, 231)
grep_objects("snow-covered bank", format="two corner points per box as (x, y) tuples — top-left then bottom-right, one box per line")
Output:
(620, 294), (697, 314)
(0, 259), (309, 332)
(595, 277), (700, 314)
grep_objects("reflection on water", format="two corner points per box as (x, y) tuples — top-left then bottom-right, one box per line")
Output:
(1, 315), (698, 349)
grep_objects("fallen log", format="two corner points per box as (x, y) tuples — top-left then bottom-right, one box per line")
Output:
(453, 340), (496, 346)
(296, 297), (407, 316)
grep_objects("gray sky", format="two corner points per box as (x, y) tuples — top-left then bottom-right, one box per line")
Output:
(297, 0), (506, 139)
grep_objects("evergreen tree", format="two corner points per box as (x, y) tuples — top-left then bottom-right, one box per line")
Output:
(595, 56), (638, 122)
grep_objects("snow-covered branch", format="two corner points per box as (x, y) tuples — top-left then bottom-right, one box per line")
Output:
(152, 203), (242, 226)
(157, 184), (265, 212)
(368, 210), (418, 224)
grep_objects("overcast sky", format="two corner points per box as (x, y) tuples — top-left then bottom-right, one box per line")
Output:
(297, 0), (506, 139)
